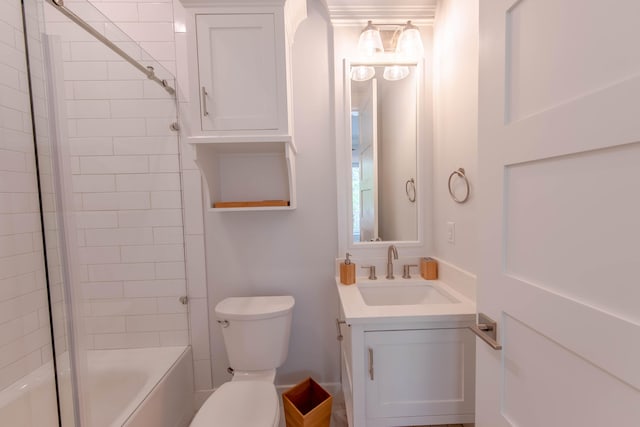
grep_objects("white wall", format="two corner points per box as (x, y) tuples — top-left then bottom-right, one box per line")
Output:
(432, 0), (479, 275)
(0, 0), (54, 390)
(204, 0), (340, 387)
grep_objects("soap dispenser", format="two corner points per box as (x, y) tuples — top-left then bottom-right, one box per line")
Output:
(340, 253), (356, 285)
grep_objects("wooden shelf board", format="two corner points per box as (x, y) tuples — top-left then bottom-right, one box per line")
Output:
(213, 200), (290, 208)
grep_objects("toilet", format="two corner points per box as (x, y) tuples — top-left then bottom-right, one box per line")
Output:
(190, 295), (295, 427)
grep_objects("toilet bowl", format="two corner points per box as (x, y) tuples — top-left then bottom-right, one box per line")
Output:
(189, 296), (294, 427)
(189, 381), (279, 427)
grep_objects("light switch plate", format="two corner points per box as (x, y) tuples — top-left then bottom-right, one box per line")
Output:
(447, 221), (455, 244)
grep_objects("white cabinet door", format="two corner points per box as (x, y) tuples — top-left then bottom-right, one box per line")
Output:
(478, 0), (640, 425)
(365, 329), (475, 420)
(196, 13), (284, 132)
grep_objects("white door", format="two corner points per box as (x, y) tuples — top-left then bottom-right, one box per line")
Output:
(477, 0), (640, 425)
(358, 79), (378, 241)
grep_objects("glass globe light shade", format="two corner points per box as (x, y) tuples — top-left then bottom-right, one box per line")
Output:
(383, 65), (410, 81)
(351, 66), (376, 82)
(396, 21), (424, 58)
(357, 21), (383, 57)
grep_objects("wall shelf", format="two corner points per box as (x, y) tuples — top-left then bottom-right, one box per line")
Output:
(187, 135), (296, 151)
(191, 140), (297, 212)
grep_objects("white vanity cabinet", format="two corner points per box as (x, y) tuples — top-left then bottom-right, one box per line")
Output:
(180, 0), (306, 211)
(195, 13), (286, 134)
(340, 315), (476, 427)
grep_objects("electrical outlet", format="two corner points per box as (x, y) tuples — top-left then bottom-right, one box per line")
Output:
(447, 222), (455, 244)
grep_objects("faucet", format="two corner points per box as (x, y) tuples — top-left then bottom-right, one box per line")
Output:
(386, 245), (398, 279)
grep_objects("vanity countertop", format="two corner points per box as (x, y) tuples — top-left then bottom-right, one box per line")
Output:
(336, 277), (476, 325)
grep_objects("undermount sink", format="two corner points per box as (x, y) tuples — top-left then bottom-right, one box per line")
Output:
(357, 282), (460, 306)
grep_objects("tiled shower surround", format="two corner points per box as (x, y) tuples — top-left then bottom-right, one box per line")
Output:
(0, 0), (53, 390)
(41, 0), (190, 350)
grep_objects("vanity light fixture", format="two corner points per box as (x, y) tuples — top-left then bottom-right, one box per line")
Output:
(352, 20), (424, 82)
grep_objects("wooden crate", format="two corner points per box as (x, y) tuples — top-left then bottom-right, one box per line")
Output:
(282, 377), (332, 427)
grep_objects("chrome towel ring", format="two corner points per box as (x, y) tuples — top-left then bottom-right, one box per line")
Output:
(448, 168), (470, 203)
(405, 178), (416, 203)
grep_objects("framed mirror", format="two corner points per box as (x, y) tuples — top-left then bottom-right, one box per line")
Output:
(346, 60), (422, 245)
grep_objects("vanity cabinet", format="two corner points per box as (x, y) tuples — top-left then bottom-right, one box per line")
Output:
(340, 313), (475, 427)
(180, 0), (306, 211)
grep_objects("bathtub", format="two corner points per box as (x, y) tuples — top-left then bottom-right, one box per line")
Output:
(0, 346), (194, 427)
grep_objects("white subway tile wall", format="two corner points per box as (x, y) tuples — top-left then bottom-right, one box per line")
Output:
(0, 0), (212, 393)
(26, 0), (70, 362)
(170, 0), (212, 389)
(41, 0), (194, 352)
(0, 0), (54, 390)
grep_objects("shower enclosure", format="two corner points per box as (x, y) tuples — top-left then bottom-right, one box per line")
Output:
(0, 0), (193, 424)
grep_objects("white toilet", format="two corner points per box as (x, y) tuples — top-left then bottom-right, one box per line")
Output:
(190, 295), (295, 427)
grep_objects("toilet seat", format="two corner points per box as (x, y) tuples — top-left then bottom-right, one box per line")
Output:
(190, 381), (279, 427)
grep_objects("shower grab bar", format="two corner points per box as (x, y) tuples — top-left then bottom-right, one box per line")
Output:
(48, 0), (176, 95)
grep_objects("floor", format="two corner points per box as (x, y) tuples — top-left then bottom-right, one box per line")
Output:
(327, 392), (468, 427)
(280, 388), (469, 427)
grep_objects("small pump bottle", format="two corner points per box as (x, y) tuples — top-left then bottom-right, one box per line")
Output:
(340, 253), (356, 285)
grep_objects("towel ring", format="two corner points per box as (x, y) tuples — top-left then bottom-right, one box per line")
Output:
(405, 178), (416, 203)
(448, 168), (470, 203)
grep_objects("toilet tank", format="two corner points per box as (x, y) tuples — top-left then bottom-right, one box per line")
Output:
(215, 296), (294, 371)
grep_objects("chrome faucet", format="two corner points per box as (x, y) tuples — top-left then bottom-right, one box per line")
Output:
(386, 245), (398, 279)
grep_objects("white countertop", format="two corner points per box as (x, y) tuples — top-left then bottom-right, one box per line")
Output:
(336, 277), (476, 325)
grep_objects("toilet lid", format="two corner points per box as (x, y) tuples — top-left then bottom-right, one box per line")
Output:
(190, 381), (278, 427)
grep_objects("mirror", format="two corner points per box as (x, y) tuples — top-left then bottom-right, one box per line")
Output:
(349, 64), (418, 243)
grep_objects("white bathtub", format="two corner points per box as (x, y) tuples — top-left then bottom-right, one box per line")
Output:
(0, 346), (194, 427)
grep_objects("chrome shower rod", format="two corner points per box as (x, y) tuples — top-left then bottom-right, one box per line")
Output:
(48, 0), (176, 95)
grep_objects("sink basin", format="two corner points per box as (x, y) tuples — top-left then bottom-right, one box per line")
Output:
(357, 282), (460, 306)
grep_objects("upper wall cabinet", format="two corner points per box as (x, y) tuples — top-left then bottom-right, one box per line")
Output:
(181, 0), (306, 140)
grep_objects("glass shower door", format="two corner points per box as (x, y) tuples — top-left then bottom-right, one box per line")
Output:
(22, 0), (188, 424)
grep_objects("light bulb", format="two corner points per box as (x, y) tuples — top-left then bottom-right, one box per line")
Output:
(383, 65), (410, 81)
(396, 21), (424, 58)
(351, 66), (375, 81)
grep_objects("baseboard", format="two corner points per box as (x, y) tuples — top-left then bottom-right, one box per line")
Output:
(276, 381), (342, 397)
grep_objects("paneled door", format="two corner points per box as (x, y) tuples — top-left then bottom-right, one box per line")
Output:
(477, 0), (640, 425)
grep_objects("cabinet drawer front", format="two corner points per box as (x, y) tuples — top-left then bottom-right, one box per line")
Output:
(196, 13), (282, 132)
(364, 328), (475, 419)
